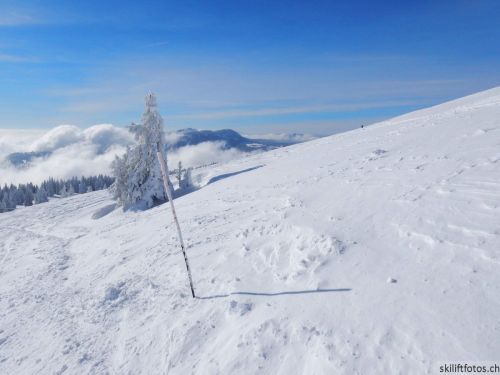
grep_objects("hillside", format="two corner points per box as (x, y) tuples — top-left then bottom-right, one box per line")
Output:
(1, 88), (499, 374)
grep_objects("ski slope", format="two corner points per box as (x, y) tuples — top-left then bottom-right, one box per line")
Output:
(1, 88), (500, 374)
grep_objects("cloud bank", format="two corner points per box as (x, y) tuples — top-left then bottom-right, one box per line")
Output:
(0, 125), (249, 185)
(0, 125), (134, 185)
(167, 141), (246, 168)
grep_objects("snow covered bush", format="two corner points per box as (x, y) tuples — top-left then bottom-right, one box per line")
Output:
(111, 93), (170, 208)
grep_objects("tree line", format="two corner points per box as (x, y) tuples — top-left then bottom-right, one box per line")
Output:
(0, 175), (114, 213)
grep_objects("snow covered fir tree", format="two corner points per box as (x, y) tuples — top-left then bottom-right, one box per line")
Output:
(0, 175), (114, 214)
(111, 93), (172, 209)
(176, 161), (193, 191)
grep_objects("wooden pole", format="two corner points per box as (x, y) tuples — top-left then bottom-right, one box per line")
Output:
(156, 142), (196, 298)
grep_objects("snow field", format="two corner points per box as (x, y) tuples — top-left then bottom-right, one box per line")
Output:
(1, 87), (500, 374)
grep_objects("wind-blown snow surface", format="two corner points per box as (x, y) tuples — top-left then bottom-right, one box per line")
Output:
(1, 88), (500, 374)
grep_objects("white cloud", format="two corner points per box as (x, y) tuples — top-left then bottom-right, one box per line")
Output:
(163, 131), (183, 145)
(0, 125), (134, 185)
(0, 125), (248, 186)
(0, 128), (44, 159)
(31, 125), (84, 152)
(30, 124), (133, 153)
(82, 124), (134, 154)
(1, 143), (128, 186)
(167, 141), (247, 169)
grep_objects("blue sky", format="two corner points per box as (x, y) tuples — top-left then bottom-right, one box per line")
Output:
(1, 0), (500, 135)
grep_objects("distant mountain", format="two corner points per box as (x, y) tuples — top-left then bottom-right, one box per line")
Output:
(165, 128), (313, 152)
(4, 151), (51, 168)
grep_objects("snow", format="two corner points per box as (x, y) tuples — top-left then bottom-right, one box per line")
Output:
(1, 87), (500, 374)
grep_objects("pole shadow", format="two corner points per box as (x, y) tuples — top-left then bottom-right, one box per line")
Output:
(207, 165), (264, 185)
(196, 288), (352, 300)
(123, 165), (265, 212)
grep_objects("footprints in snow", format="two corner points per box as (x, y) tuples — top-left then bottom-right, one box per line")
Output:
(369, 149), (388, 160)
(237, 222), (346, 283)
(228, 194), (349, 284)
(228, 300), (253, 316)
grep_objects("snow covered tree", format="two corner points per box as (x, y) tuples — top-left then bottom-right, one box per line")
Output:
(0, 198), (6, 213)
(59, 185), (68, 197)
(0, 175), (114, 213)
(6, 191), (16, 211)
(110, 151), (129, 204)
(23, 187), (33, 206)
(176, 161), (182, 187)
(34, 187), (48, 204)
(14, 187), (24, 205)
(78, 181), (86, 194)
(46, 178), (56, 196)
(111, 93), (170, 208)
(180, 167), (193, 190)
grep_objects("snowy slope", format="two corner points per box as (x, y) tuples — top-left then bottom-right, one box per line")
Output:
(1, 87), (500, 374)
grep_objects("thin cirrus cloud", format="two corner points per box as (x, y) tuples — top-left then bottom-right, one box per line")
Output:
(48, 66), (470, 134)
(0, 5), (51, 27)
(47, 58), (471, 117)
(0, 53), (38, 63)
(168, 100), (428, 121)
(0, 3), (84, 27)
(0, 12), (38, 27)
